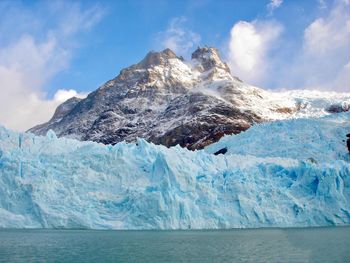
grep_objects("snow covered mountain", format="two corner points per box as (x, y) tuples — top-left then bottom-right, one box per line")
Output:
(1, 112), (349, 229)
(28, 47), (350, 149)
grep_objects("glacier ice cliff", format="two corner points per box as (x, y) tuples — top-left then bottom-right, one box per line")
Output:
(0, 112), (350, 229)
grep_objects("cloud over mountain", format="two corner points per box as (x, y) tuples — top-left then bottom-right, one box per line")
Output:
(227, 0), (350, 91)
(0, 1), (103, 131)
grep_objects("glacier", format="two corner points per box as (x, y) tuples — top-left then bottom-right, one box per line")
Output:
(0, 112), (350, 229)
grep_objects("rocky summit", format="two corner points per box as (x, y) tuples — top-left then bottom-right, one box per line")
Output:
(29, 47), (350, 149)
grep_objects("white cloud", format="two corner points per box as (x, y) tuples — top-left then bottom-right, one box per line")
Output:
(53, 89), (87, 102)
(158, 17), (201, 57)
(286, 0), (350, 91)
(0, 34), (69, 91)
(304, 16), (349, 55)
(226, 0), (350, 92)
(0, 2), (103, 131)
(267, 0), (283, 15)
(228, 20), (283, 85)
(0, 85), (86, 132)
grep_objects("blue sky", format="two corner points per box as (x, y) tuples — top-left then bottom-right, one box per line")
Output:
(0, 0), (349, 130)
(48, 0), (321, 95)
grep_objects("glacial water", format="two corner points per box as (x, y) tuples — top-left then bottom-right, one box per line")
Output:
(0, 227), (349, 262)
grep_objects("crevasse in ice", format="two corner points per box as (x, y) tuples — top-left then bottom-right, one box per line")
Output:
(0, 112), (349, 229)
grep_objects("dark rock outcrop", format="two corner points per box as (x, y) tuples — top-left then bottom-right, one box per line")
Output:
(327, 103), (349, 113)
(214, 147), (228, 155)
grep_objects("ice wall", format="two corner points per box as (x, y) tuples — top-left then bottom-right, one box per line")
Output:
(0, 113), (349, 229)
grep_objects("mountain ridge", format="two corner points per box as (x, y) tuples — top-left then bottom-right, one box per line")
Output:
(29, 46), (350, 149)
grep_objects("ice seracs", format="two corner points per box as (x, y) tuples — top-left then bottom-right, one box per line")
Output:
(1, 111), (350, 229)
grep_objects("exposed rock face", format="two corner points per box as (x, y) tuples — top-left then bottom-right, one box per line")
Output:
(326, 103), (349, 113)
(28, 46), (350, 149)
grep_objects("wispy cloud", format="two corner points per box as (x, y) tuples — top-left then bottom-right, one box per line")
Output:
(0, 1), (104, 131)
(317, 0), (327, 9)
(157, 17), (201, 57)
(267, 0), (283, 15)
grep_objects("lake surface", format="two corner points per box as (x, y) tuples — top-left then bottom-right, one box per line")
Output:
(0, 227), (349, 262)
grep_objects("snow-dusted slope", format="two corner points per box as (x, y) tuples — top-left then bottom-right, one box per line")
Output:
(256, 89), (350, 120)
(28, 47), (350, 150)
(1, 112), (350, 229)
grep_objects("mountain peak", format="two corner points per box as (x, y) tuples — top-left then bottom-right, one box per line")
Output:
(136, 48), (181, 69)
(191, 46), (230, 73)
(191, 46), (219, 59)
